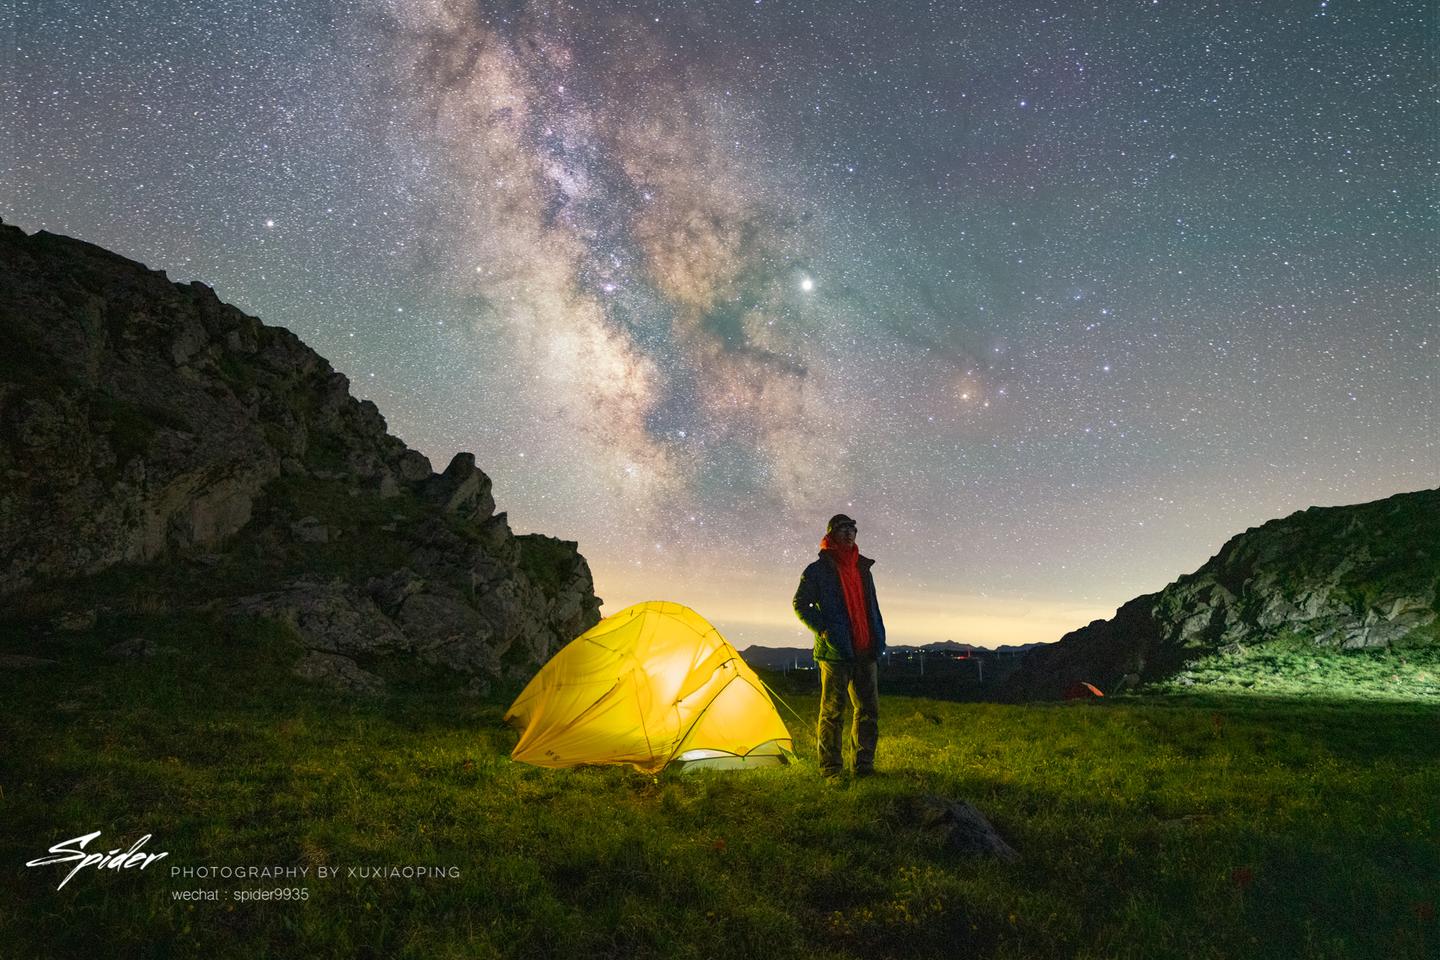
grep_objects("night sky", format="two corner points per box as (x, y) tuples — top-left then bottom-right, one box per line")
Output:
(5, 1), (1436, 648)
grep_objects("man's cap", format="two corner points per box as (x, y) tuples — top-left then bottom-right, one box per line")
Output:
(827, 514), (857, 532)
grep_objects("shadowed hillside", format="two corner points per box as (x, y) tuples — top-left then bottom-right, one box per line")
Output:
(0, 219), (600, 693)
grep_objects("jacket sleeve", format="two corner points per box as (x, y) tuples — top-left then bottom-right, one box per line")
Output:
(793, 568), (824, 635)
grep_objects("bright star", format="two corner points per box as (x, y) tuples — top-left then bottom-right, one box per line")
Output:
(800, 277), (815, 292)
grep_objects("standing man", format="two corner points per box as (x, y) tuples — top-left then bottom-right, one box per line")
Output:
(793, 514), (887, 778)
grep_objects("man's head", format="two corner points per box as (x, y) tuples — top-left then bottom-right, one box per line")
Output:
(826, 513), (858, 547)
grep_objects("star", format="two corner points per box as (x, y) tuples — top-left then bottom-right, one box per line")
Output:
(4, 0), (1429, 652)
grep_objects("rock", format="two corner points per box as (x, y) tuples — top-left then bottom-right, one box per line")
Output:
(1341, 608), (1435, 649)
(0, 219), (602, 687)
(904, 795), (1019, 862)
(463, 675), (492, 699)
(1383, 596), (1431, 620)
(421, 452), (495, 522)
(54, 609), (97, 632)
(231, 580), (407, 656)
(1256, 593), (1301, 627)
(290, 516), (329, 543)
(394, 449), (432, 483)
(477, 512), (519, 563)
(104, 637), (177, 658)
(365, 568), (427, 615)
(0, 654), (59, 669)
(292, 651), (385, 696)
(174, 464), (272, 547)
(397, 592), (500, 674)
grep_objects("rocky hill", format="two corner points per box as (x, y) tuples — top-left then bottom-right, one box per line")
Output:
(1001, 488), (1440, 701)
(0, 219), (601, 694)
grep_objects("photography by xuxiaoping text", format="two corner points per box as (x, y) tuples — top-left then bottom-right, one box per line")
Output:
(24, 830), (462, 901)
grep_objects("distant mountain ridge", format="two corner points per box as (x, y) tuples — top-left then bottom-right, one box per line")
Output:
(741, 641), (1045, 670)
(1000, 488), (1440, 701)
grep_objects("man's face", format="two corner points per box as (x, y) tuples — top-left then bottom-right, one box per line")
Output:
(831, 524), (857, 547)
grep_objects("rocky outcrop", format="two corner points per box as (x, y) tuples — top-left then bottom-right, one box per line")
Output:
(0, 219), (601, 690)
(0, 654), (59, 670)
(0, 221), (432, 591)
(104, 638), (179, 659)
(293, 651), (387, 696)
(901, 795), (1019, 862)
(1001, 488), (1440, 701)
(229, 580), (410, 657)
(420, 452), (495, 523)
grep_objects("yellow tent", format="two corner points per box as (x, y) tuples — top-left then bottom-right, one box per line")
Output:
(504, 601), (794, 772)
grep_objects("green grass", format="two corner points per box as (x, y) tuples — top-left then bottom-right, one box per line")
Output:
(1151, 626), (1440, 702)
(1, 610), (1436, 960)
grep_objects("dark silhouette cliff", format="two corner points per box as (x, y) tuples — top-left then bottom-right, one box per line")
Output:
(0, 219), (600, 693)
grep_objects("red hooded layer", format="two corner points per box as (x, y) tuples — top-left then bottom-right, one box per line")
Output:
(820, 533), (872, 656)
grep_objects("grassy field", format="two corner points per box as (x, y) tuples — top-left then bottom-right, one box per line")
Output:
(1, 611), (1436, 960)
(1148, 627), (1440, 702)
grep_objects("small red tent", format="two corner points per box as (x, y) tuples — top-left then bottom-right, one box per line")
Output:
(1063, 681), (1105, 700)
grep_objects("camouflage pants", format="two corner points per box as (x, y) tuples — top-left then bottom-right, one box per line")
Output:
(817, 657), (879, 774)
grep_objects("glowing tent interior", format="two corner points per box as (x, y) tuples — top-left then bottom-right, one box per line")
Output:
(503, 601), (794, 772)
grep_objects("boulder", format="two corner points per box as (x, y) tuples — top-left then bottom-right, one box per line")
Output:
(394, 449), (433, 484)
(365, 567), (427, 616)
(903, 795), (1019, 862)
(1341, 607), (1435, 649)
(397, 592), (501, 675)
(54, 609), (97, 632)
(0, 654), (59, 669)
(420, 453), (495, 522)
(231, 580), (407, 656)
(290, 516), (329, 543)
(104, 638), (178, 658)
(292, 651), (385, 696)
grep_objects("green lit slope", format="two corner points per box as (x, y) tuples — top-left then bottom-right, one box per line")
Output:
(1002, 488), (1440, 701)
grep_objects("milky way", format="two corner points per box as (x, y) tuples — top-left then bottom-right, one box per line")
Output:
(5, 0), (1436, 647)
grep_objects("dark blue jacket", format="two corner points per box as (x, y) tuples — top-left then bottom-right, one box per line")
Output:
(793, 552), (887, 661)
